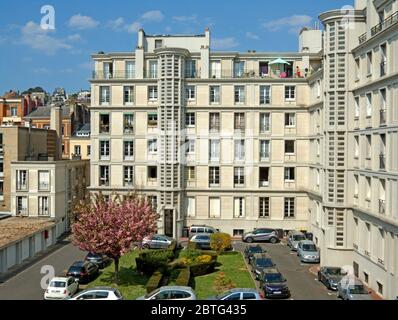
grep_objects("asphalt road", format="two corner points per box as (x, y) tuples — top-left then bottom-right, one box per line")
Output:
(233, 240), (338, 300)
(0, 241), (86, 300)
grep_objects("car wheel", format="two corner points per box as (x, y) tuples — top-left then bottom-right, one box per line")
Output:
(246, 237), (254, 243)
(143, 244), (150, 249)
(269, 237), (278, 244)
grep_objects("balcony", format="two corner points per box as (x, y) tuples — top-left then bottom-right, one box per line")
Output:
(379, 109), (386, 125)
(380, 61), (387, 77)
(371, 11), (398, 37)
(358, 32), (367, 44)
(379, 153), (386, 170)
(379, 199), (386, 214)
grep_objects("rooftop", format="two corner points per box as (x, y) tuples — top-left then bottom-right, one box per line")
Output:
(24, 104), (70, 119)
(0, 217), (55, 248)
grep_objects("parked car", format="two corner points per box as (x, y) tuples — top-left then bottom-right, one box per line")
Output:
(142, 234), (176, 249)
(287, 231), (306, 251)
(242, 228), (279, 244)
(244, 245), (266, 262)
(85, 252), (111, 269)
(318, 266), (347, 291)
(297, 240), (320, 263)
(251, 255), (276, 280)
(188, 225), (218, 237)
(66, 261), (99, 284)
(69, 287), (123, 300)
(189, 233), (212, 250)
(304, 232), (313, 241)
(260, 268), (290, 299)
(207, 288), (262, 300)
(44, 277), (79, 300)
(337, 277), (373, 300)
(137, 286), (196, 300)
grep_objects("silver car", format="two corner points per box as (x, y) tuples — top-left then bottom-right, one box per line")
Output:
(337, 277), (373, 300)
(137, 286), (196, 300)
(189, 233), (212, 250)
(207, 288), (262, 300)
(297, 240), (320, 263)
(142, 234), (175, 249)
(242, 228), (279, 244)
(287, 231), (306, 251)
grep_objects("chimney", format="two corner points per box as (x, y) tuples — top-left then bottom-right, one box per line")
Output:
(50, 105), (62, 160)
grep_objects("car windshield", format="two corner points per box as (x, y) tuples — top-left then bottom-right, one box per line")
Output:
(265, 274), (285, 283)
(327, 268), (343, 275)
(88, 253), (100, 258)
(145, 288), (160, 299)
(302, 244), (317, 251)
(68, 266), (83, 272)
(49, 281), (66, 288)
(249, 247), (263, 253)
(215, 291), (235, 299)
(293, 235), (306, 241)
(349, 285), (368, 295)
(256, 259), (273, 267)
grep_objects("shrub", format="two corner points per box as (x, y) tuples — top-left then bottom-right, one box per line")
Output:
(146, 271), (164, 293)
(188, 242), (198, 250)
(213, 272), (236, 293)
(179, 248), (202, 260)
(190, 261), (216, 277)
(175, 268), (191, 286)
(136, 249), (175, 275)
(210, 233), (232, 255)
(195, 254), (212, 264)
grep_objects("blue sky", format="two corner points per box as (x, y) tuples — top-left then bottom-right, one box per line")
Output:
(0, 0), (352, 95)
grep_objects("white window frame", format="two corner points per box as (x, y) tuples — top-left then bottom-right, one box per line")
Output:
(185, 112), (195, 127)
(148, 139), (158, 154)
(234, 167), (245, 186)
(16, 170), (28, 190)
(99, 140), (110, 160)
(38, 196), (50, 216)
(260, 113), (270, 133)
(209, 167), (220, 186)
(284, 167), (295, 182)
(209, 140), (220, 161)
(260, 140), (270, 161)
(124, 140), (134, 160)
(285, 86), (296, 101)
(148, 86), (158, 101)
(123, 86), (134, 105)
(259, 197), (270, 218)
(209, 197), (221, 218)
(100, 86), (110, 105)
(260, 85), (271, 105)
(284, 197), (295, 218)
(234, 86), (245, 104)
(210, 86), (220, 104)
(366, 93), (372, 117)
(285, 113), (296, 127)
(185, 86), (196, 101)
(123, 166), (134, 187)
(38, 171), (50, 191)
(234, 140), (245, 161)
(234, 197), (245, 218)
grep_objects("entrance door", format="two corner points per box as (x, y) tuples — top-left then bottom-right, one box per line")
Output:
(164, 210), (173, 237)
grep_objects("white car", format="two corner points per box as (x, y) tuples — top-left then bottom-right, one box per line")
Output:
(69, 287), (123, 300)
(44, 277), (79, 300)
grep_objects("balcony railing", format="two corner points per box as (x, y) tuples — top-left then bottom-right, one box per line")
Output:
(371, 11), (398, 37)
(358, 32), (367, 44)
(379, 199), (386, 214)
(380, 109), (386, 125)
(379, 153), (386, 170)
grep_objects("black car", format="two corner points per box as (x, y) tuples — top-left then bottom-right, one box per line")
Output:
(251, 255), (275, 280)
(85, 252), (111, 269)
(66, 261), (99, 284)
(260, 268), (290, 299)
(318, 266), (346, 291)
(244, 245), (266, 262)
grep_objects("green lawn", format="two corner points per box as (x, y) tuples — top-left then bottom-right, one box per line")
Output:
(193, 252), (256, 299)
(87, 250), (149, 300)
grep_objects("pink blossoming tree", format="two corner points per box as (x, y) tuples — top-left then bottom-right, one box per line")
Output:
(71, 194), (159, 283)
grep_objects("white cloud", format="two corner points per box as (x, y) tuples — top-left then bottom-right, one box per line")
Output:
(172, 15), (197, 22)
(20, 21), (72, 55)
(33, 67), (51, 74)
(106, 17), (125, 31)
(68, 14), (99, 30)
(127, 21), (143, 33)
(141, 10), (164, 22)
(67, 34), (82, 42)
(262, 15), (312, 34)
(212, 37), (239, 50)
(245, 32), (259, 40)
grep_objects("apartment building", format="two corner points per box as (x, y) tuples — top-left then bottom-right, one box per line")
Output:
(70, 123), (91, 160)
(307, 0), (398, 299)
(0, 91), (39, 126)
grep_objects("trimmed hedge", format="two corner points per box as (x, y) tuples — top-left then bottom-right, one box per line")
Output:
(146, 271), (164, 293)
(190, 261), (216, 277)
(136, 248), (175, 275)
(175, 267), (191, 286)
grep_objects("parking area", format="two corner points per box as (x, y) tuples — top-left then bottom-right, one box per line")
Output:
(233, 240), (339, 300)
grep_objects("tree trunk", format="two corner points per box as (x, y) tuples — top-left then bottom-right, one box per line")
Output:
(114, 257), (120, 284)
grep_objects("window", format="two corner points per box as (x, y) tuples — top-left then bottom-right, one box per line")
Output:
(99, 114), (110, 134)
(234, 140), (245, 161)
(185, 60), (196, 78)
(234, 61), (245, 78)
(284, 197), (295, 218)
(355, 58), (360, 80)
(11, 107), (18, 117)
(285, 86), (296, 100)
(210, 61), (221, 78)
(285, 113), (296, 127)
(185, 139), (195, 154)
(234, 197), (245, 218)
(16, 170), (28, 190)
(284, 167), (295, 181)
(148, 112), (158, 127)
(260, 86), (271, 104)
(285, 140), (295, 154)
(366, 135), (372, 159)
(209, 140), (220, 161)
(209, 167), (220, 186)
(260, 113), (270, 133)
(154, 39), (163, 49)
(259, 197), (270, 218)
(234, 113), (245, 131)
(259, 61), (269, 76)
(209, 113), (220, 132)
(74, 145), (81, 156)
(123, 166), (134, 187)
(100, 140), (110, 160)
(124, 114), (134, 133)
(87, 145), (91, 156)
(99, 166), (109, 186)
(148, 166), (157, 180)
(366, 177), (371, 200)
(366, 51), (372, 75)
(377, 282), (383, 296)
(148, 86), (158, 100)
(38, 171), (50, 191)
(317, 79), (321, 98)
(259, 167), (269, 187)
(38, 196), (49, 216)
(103, 62), (113, 79)
(234, 167), (245, 186)
(185, 86), (196, 100)
(233, 229), (244, 237)
(366, 93), (372, 117)
(354, 175), (359, 198)
(124, 141), (134, 160)
(187, 197), (195, 217)
(186, 166), (196, 181)
(210, 86), (220, 103)
(148, 195), (157, 210)
(100, 86), (110, 105)
(125, 61), (135, 79)
(354, 97), (360, 119)
(148, 139), (157, 153)
(16, 196), (28, 216)
(123, 86), (134, 104)
(234, 86), (245, 103)
(185, 113), (195, 126)
(209, 197), (221, 218)
(148, 60), (158, 78)
(260, 140), (270, 161)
